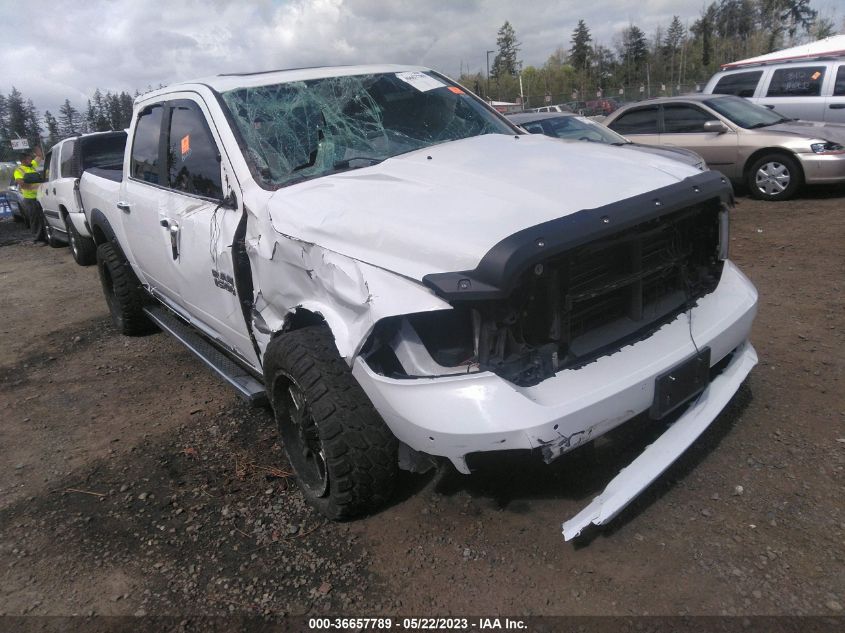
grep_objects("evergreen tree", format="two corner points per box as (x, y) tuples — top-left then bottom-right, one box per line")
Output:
(24, 99), (41, 147)
(692, 4), (717, 68)
(44, 111), (60, 147)
(58, 99), (81, 137)
(621, 25), (649, 83)
(491, 21), (521, 80)
(569, 20), (592, 71)
(663, 16), (686, 86)
(6, 88), (28, 142)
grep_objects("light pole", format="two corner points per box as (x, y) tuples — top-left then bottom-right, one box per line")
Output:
(486, 50), (495, 102)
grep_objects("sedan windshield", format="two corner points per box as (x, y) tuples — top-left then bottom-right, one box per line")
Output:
(222, 71), (515, 187)
(522, 115), (627, 144)
(703, 96), (789, 129)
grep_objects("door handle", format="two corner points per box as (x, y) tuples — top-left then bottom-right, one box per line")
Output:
(161, 219), (180, 259)
(116, 201), (131, 213)
(830, 104), (845, 110)
(52, 188), (56, 195)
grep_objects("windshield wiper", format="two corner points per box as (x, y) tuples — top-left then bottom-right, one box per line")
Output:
(332, 156), (385, 171)
(748, 117), (793, 129)
(610, 141), (632, 146)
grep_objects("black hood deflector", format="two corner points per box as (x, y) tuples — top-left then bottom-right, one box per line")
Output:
(422, 170), (733, 301)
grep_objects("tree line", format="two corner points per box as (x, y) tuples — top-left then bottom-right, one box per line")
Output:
(463, 0), (838, 106)
(0, 86), (158, 162)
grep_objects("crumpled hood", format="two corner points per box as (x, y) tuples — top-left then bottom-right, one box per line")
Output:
(267, 133), (701, 282)
(767, 120), (845, 144)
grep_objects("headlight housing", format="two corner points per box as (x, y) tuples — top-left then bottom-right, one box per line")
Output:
(810, 141), (845, 155)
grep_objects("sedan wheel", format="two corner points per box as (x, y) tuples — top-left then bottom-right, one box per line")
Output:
(755, 161), (790, 196)
(747, 153), (802, 201)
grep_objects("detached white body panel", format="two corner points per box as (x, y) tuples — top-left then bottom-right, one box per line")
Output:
(562, 341), (757, 540)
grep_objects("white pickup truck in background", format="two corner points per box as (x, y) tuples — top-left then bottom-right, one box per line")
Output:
(38, 131), (126, 264)
(79, 65), (758, 539)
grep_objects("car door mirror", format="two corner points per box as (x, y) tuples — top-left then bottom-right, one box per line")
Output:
(22, 172), (45, 184)
(703, 120), (728, 134)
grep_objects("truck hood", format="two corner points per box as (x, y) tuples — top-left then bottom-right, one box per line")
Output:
(267, 133), (701, 282)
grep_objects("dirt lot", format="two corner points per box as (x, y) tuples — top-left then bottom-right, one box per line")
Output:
(0, 191), (843, 619)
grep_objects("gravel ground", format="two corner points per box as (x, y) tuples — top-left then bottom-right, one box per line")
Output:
(0, 189), (843, 618)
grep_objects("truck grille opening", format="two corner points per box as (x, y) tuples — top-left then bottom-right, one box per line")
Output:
(362, 200), (725, 387)
(466, 201), (724, 386)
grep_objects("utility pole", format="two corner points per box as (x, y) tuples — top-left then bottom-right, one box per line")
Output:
(486, 50), (495, 102)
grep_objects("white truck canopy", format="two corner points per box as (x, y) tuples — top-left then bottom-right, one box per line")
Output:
(721, 34), (845, 69)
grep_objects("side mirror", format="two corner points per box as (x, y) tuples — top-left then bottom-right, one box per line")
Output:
(23, 172), (45, 184)
(703, 120), (728, 134)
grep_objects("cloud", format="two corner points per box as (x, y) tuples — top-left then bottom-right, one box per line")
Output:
(2, 0), (841, 117)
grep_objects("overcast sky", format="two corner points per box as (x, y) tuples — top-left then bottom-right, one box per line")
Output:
(3, 0), (842, 116)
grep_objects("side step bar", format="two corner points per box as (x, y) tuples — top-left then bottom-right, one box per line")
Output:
(143, 305), (267, 406)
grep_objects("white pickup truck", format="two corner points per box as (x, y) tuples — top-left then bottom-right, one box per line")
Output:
(80, 65), (758, 539)
(38, 131), (127, 264)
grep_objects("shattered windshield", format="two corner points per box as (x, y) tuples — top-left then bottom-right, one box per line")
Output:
(221, 71), (515, 188)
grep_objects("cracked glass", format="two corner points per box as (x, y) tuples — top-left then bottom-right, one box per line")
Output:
(221, 71), (514, 188)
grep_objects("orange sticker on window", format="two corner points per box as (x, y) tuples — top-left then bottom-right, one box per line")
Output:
(811, 71), (821, 80)
(448, 86), (464, 94)
(181, 134), (190, 156)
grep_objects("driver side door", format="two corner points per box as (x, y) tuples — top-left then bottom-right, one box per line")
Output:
(659, 104), (740, 178)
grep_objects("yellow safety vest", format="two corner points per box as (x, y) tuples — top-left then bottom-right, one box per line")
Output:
(13, 163), (38, 200)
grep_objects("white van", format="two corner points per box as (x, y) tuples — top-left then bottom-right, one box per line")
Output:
(702, 57), (845, 123)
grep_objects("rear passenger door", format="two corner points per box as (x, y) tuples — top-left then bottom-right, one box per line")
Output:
(606, 106), (660, 146)
(120, 103), (181, 301)
(825, 63), (845, 123)
(758, 65), (828, 121)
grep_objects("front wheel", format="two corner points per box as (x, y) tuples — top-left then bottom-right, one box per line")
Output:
(264, 325), (398, 519)
(746, 153), (802, 201)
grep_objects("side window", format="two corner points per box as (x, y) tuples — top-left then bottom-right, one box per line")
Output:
(834, 66), (845, 97)
(766, 66), (826, 97)
(607, 108), (658, 135)
(662, 105), (712, 133)
(131, 104), (164, 184)
(60, 140), (76, 178)
(166, 102), (223, 199)
(712, 71), (763, 98)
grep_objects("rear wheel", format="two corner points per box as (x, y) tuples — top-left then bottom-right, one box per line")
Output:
(96, 242), (154, 335)
(45, 223), (63, 248)
(746, 153), (802, 201)
(67, 219), (97, 266)
(264, 325), (398, 519)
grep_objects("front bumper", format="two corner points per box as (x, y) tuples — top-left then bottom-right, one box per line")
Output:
(353, 260), (757, 475)
(562, 340), (756, 540)
(796, 152), (845, 184)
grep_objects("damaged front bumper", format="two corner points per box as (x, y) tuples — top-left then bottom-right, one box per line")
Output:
(561, 340), (756, 540)
(352, 260), (757, 532)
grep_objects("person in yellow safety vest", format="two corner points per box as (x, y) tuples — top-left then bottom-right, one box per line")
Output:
(13, 150), (46, 243)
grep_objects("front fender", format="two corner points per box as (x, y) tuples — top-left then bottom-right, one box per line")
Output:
(247, 233), (451, 363)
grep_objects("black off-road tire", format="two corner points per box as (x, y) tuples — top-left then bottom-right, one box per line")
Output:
(96, 242), (154, 335)
(264, 325), (398, 519)
(746, 153), (802, 201)
(67, 219), (97, 266)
